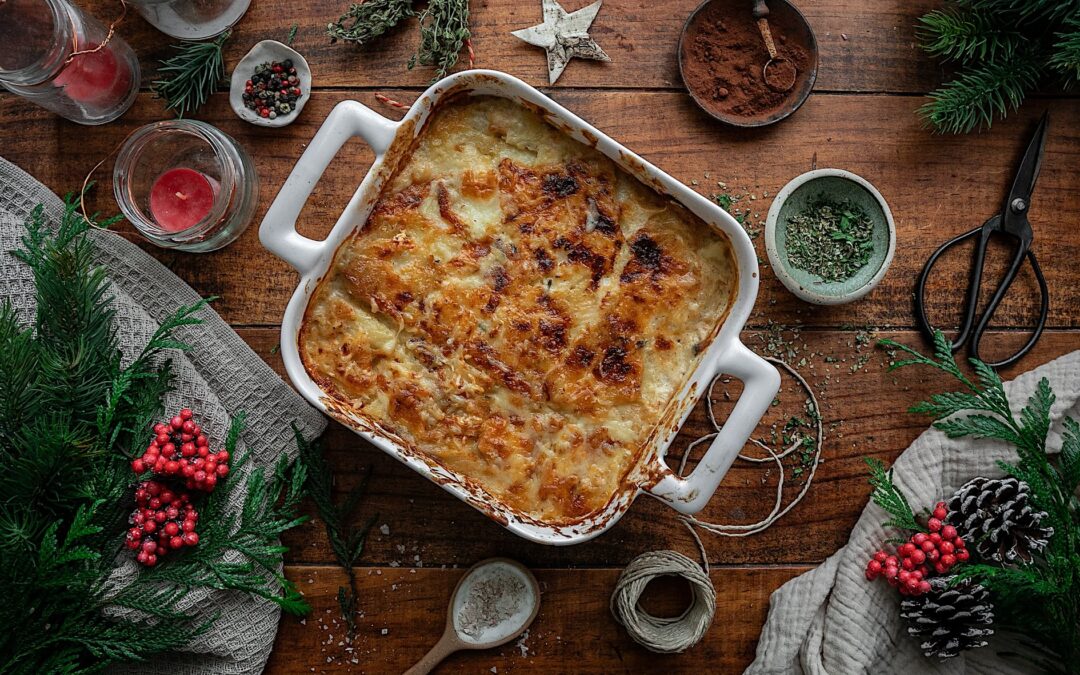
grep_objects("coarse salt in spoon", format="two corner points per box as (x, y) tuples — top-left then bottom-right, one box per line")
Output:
(404, 558), (541, 675)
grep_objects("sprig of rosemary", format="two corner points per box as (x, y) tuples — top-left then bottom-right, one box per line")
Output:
(152, 31), (231, 118)
(297, 428), (377, 637)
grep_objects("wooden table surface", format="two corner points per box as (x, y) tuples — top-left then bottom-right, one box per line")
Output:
(4, 0), (1079, 672)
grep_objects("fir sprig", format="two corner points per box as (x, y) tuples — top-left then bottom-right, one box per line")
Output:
(0, 197), (312, 673)
(916, 1), (1080, 133)
(297, 428), (376, 636)
(881, 330), (1080, 672)
(152, 31), (231, 118)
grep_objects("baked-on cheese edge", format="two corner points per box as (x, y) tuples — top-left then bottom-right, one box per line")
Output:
(299, 95), (738, 524)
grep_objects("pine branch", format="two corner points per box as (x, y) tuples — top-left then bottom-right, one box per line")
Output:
(1049, 17), (1080, 87)
(328, 0), (415, 45)
(964, 0), (1079, 24)
(918, 48), (1042, 134)
(919, 7), (1025, 63)
(865, 458), (926, 533)
(152, 31), (231, 118)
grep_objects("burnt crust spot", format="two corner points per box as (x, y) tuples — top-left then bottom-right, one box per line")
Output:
(483, 266), (510, 313)
(533, 247), (554, 273)
(567, 345), (596, 368)
(543, 173), (578, 198)
(595, 341), (634, 383)
(554, 236), (607, 287)
(655, 335), (673, 350)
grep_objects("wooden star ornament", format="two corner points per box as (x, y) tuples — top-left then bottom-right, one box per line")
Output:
(512, 0), (610, 84)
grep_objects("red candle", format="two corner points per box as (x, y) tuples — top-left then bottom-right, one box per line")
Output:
(149, 168), (219, 232)
(52, 43), (132, 105)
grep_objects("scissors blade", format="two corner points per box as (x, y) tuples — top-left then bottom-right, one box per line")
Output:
(1001, 111), (1049, 234)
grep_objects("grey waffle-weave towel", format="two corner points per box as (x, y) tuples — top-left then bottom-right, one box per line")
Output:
(746, 350), (1080, 674)
(0, 155), (327, 674)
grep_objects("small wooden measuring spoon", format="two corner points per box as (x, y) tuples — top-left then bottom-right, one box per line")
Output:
(752, 0), (797, 92)
(403, 558), (541, 675)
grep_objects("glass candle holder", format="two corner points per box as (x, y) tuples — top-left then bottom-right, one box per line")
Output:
(114, 120), (258, 252)
(128, 0), (251, 40)
(0, 0), (139, 125)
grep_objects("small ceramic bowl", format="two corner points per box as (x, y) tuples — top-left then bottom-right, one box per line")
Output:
(229, 40), (311, 127)
(765, 169), (895, 305)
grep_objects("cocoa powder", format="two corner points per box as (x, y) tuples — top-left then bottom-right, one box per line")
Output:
(680, 0), (813, 123)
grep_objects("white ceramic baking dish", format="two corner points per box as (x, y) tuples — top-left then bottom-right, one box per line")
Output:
(260, 70), (779, 545)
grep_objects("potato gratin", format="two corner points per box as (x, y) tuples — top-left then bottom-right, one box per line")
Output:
(299, 96), (738, 523)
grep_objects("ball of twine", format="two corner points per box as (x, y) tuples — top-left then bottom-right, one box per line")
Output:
(610, 550), (717, 654)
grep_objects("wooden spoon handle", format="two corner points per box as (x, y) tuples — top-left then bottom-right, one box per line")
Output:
(403, 635), (459, 675)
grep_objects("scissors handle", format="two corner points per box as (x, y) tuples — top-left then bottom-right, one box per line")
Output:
(915, 221), (1049, 369)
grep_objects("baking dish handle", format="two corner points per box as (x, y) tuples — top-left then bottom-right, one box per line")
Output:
(260, 100), (398, 274)
(646, 340), (780, 515)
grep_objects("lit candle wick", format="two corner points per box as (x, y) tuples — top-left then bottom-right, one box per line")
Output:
(175, 191), (188, 201)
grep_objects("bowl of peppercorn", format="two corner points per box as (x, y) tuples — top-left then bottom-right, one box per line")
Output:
(230, 40), (310, 127)
(765, 168), (895, 305)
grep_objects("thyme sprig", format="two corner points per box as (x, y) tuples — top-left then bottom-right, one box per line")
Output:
(152, 31), (231, 118)
(327, 0), (471, 81)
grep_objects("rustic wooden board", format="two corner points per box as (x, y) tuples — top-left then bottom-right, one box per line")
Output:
(231, 328), (1080, 568)
(3, 92), (1077, 330)
(88, 0), (941, 93)
(266, 565), (807, 674)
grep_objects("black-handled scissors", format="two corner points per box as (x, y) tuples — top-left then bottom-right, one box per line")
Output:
(914, 112), (1050, 369)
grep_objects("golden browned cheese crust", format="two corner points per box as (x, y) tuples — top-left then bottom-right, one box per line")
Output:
(299, 96), (738, 523)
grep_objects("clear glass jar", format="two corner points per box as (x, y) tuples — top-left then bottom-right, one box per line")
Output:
(128, 0), (251, 40)
(0, 0), (139, 125)
(113, 120), (259, 253)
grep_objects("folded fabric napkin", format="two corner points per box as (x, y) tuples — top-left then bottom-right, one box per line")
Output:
(746, 350), (1080, 674)
(0, 156), (326, 674)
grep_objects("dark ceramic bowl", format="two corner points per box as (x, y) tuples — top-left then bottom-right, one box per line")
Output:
(678, 0), (818, 127)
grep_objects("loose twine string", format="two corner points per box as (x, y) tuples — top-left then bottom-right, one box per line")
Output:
(612, 357), (823, 653)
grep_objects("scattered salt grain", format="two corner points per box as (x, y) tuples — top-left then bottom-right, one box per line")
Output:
(379, 524), (390, 536)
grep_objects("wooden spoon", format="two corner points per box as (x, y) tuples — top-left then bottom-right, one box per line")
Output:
(404, 558), (541, 675)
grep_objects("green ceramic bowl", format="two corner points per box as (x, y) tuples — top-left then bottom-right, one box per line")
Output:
(765, 169), (895, 305)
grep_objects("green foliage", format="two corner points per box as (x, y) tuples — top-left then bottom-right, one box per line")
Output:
(327, 0), (470, 81)
(328, 0), (415, 46)
(881, 330), (1080, 672)
(0, 197), (310, 673)
(916, 1), (1080, 133)
(152, 31), (231, 118)
(866, 458), (926, 534)
(297, 428), (376, 636)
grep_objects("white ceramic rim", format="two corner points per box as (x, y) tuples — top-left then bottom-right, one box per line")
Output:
(259, 70), (780, 545)
(764, 168), (897, 306)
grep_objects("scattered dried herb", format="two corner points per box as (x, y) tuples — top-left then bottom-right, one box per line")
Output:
(785, 196), (875, 283)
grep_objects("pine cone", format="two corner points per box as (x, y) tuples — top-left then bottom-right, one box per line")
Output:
(946, 476), (1053, 563)
(900, 576), (994, 659)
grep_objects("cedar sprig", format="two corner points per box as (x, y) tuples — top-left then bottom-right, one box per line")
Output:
(882, 330), (1080, 672)
(865, 458), (926, 535)
(327, 0), (471, 81)
(297, 428), (377, 637)
(152, 30), (231, 118)
(0, 197), (312, 672)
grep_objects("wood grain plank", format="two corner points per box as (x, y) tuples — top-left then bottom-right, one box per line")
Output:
(268, 565), (806, 673)
(80, 0), (940, 93)
(3, 91), (1077, 329)
(227, 328), (1080, 568)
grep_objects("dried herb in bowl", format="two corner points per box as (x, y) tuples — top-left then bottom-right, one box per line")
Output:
(785, 196), (875, 282)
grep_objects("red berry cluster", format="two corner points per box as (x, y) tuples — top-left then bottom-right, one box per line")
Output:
(131, 409), (230, 492)
(865, 502), (970, 597)
(124, 480), (200, 567)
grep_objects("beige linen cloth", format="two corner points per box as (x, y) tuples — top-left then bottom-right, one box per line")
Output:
(746, 349), (1080, 675)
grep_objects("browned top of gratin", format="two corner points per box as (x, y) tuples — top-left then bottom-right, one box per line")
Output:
(299, 95), (738, 523)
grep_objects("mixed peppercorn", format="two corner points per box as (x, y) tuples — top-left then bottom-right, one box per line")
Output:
(242, 59), (302, 120)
